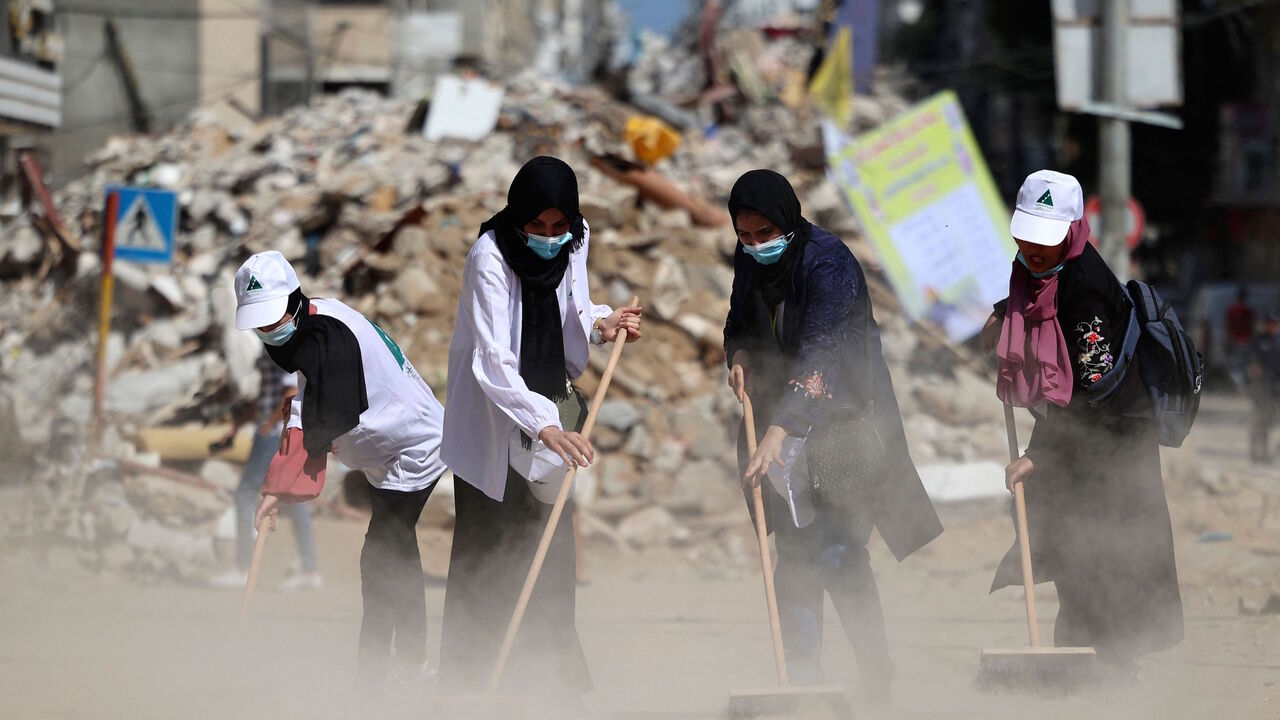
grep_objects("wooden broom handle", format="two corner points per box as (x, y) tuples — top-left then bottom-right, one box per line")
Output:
(488, 297), (639, 693)
(239, 522), (270, 628)
(1005, 404), (1040, 647)
(743, 394), (789, 686)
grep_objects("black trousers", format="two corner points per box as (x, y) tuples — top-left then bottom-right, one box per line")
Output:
(358, 483), (434, 678)
(438, 470), (592, 699)
(769, 489), (892, 688)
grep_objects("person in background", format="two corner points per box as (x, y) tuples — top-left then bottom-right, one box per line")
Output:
(1248, 312), (1280, 463)
(981, 170), (1183, 678)
(1226, 286), (1256, 392)
(209, 352), (321, 590)
(234, 250), (448, 687)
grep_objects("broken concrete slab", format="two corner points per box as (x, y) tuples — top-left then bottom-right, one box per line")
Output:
(617, 505), (690, 548)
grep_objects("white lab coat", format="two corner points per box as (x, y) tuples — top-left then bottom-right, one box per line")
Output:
(441, 224), (612, 501)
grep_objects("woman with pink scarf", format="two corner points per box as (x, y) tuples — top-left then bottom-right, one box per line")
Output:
(979, 171), (1183, 679)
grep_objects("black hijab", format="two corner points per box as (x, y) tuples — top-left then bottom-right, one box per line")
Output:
(266, 288), (369, 458)
(478, 156), (585, 401)
(728, 169), (812, 308)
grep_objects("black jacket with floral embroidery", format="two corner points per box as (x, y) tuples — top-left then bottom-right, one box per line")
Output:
(989, 243), (1183, 656)
(996, 242), (1133, 398)
(995, 242), (1145, 461)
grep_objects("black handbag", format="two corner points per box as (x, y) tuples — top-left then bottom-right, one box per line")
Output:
(804, 296), (887, 501)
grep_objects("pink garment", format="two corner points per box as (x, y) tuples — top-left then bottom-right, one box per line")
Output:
(261, 426), (326, 502)
(996, 218), (1091, 408)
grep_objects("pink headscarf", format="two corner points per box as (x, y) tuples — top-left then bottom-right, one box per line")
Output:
(996, 217), (1091, 408)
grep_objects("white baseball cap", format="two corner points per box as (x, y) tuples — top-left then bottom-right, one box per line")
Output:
(234, 251), (300, 330)
(1010, 170), (1084, 247)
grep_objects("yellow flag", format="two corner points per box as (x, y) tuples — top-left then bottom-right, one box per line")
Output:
(809, 26), (854, 127)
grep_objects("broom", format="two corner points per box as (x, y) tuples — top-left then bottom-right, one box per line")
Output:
(977, 404), (1096, 690)
(239, 519), (271, 630)
(726, 394), (851, 719)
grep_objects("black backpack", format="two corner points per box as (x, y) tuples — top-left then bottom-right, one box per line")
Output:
(1124, 280), (1204, 447)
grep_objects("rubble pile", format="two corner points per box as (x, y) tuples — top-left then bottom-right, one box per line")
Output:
(0, 67), (998, 580)
(3, 422), (230, 579)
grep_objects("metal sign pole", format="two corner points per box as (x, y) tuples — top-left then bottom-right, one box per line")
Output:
(90, 191), (120, 456)
(1100, 0), (1132, 282)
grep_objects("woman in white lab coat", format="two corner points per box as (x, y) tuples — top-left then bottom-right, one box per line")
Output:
(438, 156), (641, 706)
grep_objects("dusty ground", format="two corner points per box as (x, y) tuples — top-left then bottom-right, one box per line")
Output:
(1, 393), (1277, 720)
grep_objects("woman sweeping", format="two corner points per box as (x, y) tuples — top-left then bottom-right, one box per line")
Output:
(982, 170), (1183, 676)
(233, 251), (447, 686)
(722, 170), (941, 709)
(438, 156), (641, 708)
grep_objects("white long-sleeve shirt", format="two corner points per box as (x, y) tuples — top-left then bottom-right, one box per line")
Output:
(441, 223), (612, 501)
(287, 297), (447, 492)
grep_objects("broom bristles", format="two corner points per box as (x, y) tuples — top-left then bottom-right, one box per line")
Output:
(726, 686), (852, 719)
(976, 647), (1099, 695)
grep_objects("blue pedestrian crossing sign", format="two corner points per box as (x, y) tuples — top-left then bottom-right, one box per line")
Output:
(111, 186), (176, 264)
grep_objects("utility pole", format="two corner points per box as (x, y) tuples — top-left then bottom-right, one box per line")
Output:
(1099, 0), (1130, 281)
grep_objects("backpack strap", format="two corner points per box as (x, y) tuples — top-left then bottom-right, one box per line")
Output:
(1127, 280), (1160, 325)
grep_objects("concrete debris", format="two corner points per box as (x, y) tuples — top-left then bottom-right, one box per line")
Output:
(199, 459), (242, 492)
(104, 357), (207, 418)
(126, 519), (217, 579)
(917, 462), (1008, 503)
(123, 474), (226, 526)
(659, 459), (741, 516)
(651, 253), (690, 320)
(652, 439), (688, 476)
(911, 370), (1003, 427)
(596, 399), (645, 432)
(392, 266), (441, 315)
(617, 506), (690, 548)
(598, 456), (642, 500)
(100, 542), (136, 572)
(622, 423), (654, 459)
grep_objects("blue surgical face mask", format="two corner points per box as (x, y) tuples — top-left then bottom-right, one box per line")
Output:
(255, 316), (297, 346)
(1016, 252), (1065, 279)
(523, 230), (573, 260)
(742, 232), (793, 265)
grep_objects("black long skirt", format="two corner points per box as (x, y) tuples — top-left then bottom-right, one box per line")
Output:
(991, 413), (1184, 661)
(439, 390), (592, 699)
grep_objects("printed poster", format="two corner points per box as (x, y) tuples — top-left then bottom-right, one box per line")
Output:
(823, 91), (1015, 341)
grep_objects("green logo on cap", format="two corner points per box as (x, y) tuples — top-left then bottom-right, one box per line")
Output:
(245, 275), (263, 292)
(1036, 189), (1054, 207)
